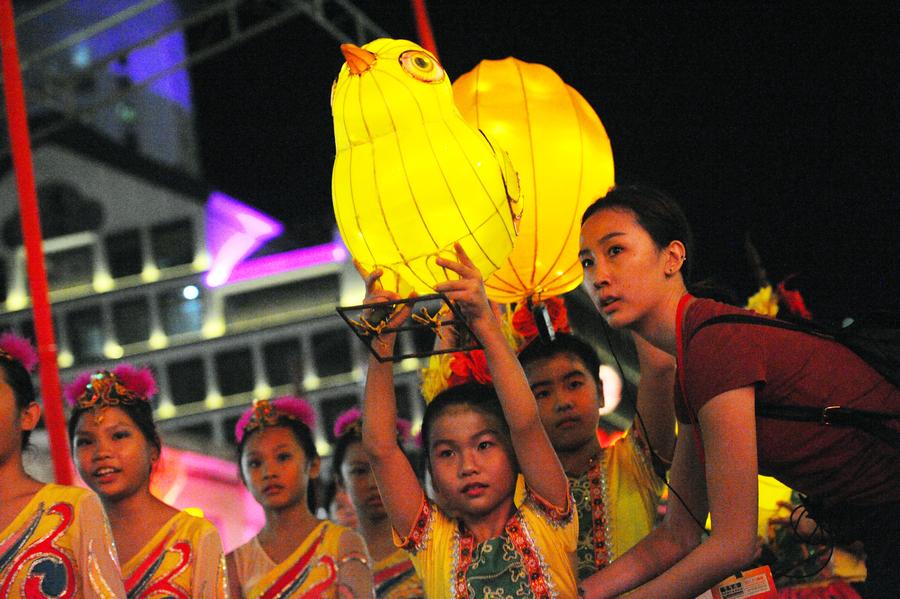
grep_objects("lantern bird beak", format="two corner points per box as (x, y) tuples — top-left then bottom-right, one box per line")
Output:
(341, 44), (376, 75)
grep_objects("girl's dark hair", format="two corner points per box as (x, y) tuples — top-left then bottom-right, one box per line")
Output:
(238, 418), (319, 510)
(331, 426), (361, 485)
(582, 184), (695, 282)
(68, 400), (161, 455)
(517, 333), (602, 383)
(421, 382), (511, 468)
(1, 357), (37, 450)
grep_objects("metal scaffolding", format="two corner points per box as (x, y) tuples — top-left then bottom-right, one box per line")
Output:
(1, 0), (388, 154)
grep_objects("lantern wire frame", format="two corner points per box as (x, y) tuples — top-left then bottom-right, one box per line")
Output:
(336, 293), (483, 362)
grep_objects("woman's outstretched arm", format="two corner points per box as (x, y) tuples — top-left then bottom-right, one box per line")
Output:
(632, 332), (676, 465)
(581, 386), (760, 598)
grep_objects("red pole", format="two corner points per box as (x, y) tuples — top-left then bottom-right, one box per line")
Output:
(0, 0), (73, 484)
(410, 0), (439, 60)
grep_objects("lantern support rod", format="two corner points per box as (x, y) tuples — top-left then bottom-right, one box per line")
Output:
(0, 0), (73, 484)
(409, 0), (439, 60)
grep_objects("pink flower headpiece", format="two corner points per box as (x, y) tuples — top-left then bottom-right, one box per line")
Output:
(64, 364), (157, 422)
(235, 396), (316, 443)
(0, 333), (38, 373)
(333, 406), (412, 445)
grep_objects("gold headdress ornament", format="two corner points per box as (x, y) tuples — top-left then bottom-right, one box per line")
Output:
(235, 396), (317, 443)
(64, 365), (156, 423)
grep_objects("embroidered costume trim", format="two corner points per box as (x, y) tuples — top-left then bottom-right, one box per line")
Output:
(452, 512), (556, 599)
(586, 457), (612, 569)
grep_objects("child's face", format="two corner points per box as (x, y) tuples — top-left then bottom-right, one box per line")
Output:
(241, 426), (319, 511)
(340, 440), (385, 522)
(525, 353), (602, 453)
(428, 406), (517, 520)
(73, 406), (156, 502)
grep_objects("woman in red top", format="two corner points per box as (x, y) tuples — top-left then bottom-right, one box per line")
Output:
(576, 184), (899, 599)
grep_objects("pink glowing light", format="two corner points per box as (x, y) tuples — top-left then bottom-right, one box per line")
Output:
(204, 191), (348, 288)
(226, 242), (348, 285)
(205, 191), (284, 287)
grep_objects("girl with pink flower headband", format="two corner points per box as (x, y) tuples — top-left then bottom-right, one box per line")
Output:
(226, 397), (373, 598)
(66, 363), (227, 598)
(331, 408), (424, 598)
(0, 333), (126, 597)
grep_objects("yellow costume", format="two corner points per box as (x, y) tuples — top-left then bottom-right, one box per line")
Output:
(396, 490), (578, 599)
(122, 511), (226, 598)
(373, 549), (423, 599)
(569, 429), (662, 579)
(0, 483), (125, 597)
(231, 520), (353, 598)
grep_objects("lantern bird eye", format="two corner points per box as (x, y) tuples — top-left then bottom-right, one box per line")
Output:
(399, 50), (445, 83)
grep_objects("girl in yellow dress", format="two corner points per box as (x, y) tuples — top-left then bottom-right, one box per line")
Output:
(359, 246), (579, 599)
(332, 408), (424, 598)
(226, 396), (373, 598)
(66, 364), (227, 598)
(0, 333), (126, 597)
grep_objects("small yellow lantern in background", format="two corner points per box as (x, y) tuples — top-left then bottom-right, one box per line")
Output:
(331, 38), (521, 296)
(453, 58), (615, 303)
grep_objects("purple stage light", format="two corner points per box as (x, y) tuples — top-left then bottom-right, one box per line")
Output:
(225, 242), (349, 285)
(205, 191), (283, 287)
(204, 191), (348, 288)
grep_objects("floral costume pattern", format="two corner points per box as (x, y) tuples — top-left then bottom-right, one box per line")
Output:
(0, 484), (126, 598)
(396, 489), (578, 599)
(373, 549), (423, 598)
(231, 520), (353, 598)
(568, 429), (661, 580)
(122, 510), (227, 598)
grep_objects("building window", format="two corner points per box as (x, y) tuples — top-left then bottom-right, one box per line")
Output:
(111, 297), (151, 345)
(150, 219), (194, 268)
(310, 328), (353, 378)
(66, 305), (105, 363)
(223, 275), (339, 326)
(214, 347), (255, 396)
(105, 229), (143, 278)
(159, 287), (203, 335)
(167, 357), (206, 405)
(46, 246), (94, 291)
(263, 337), (303, 387)
(319, 394), (358, 443)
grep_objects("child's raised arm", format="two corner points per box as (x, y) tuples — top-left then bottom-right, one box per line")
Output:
(357, 264), (425, 537)
(435, 244), (569, 510)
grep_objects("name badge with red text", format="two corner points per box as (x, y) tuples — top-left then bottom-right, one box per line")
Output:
(695, 566), (777, 599)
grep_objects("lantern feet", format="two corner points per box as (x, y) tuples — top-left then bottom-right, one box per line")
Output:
(336, 293), (482, 362)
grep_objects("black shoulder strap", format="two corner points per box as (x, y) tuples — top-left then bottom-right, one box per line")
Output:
(688, 313), (900, 450)
(688, 313), (836, 344)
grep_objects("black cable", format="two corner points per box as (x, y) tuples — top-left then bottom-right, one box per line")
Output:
(598, 319), (709, 535)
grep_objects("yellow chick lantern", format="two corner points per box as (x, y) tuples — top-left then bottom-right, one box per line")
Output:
(331, 38), (521, 296)
(453, 58), (615, 303)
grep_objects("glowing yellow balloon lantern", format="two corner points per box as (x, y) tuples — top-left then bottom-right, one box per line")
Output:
(453, 58), (615, 303)
(331, 39), (520, 296)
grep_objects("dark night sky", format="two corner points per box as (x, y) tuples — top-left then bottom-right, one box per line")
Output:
(190, 2), (899, 321)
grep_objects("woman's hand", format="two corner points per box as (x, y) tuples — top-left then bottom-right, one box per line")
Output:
(434, 244), (496, 336)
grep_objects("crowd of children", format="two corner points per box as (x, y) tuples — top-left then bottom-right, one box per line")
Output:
(2, 184), (897, 598)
